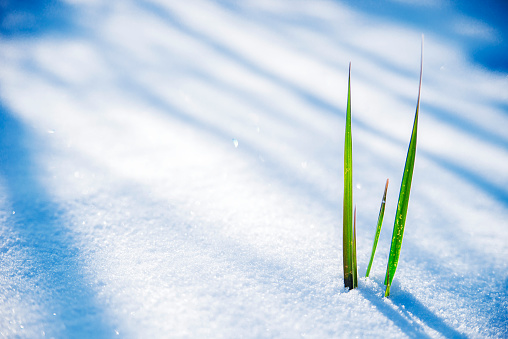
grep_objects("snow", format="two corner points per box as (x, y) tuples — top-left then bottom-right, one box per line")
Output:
(1, 0), (507, 337)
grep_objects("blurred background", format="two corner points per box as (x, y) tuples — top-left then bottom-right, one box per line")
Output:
(0, 0), (507, 337)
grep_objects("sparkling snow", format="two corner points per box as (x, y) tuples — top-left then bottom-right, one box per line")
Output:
(0, 0), (507, 337)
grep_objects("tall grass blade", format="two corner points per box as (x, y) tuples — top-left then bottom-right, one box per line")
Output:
(365, 178), (389, 277)
(343, 62), (357, 290)
(384, 36), (424, 296)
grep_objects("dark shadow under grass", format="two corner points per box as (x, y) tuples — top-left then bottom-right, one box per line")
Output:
(360, 280), (467, 339)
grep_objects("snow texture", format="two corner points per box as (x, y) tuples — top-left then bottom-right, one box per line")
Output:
(0, 0), (507, 337)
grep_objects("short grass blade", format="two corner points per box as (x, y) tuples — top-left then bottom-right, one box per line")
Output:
(384, 270), (391, 297)
(384, 36), (424, 296)
(365, 178), (389, 277)
(353, 206), (358, 288)
(343, 62), (357, 290)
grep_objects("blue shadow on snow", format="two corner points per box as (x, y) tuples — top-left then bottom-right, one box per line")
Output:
(0, 104), (114, 337)
(338, 0), (508, 73)
(359, 282), (468, 339)
(0, 0), (75, 37)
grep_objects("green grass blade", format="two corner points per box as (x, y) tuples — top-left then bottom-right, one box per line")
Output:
(365, 178), (389, 277)
(343, 62), (356, 290)
(384, 37), (423, 296)
(353, 206), (358, 288)
(384, 270), (391, 297)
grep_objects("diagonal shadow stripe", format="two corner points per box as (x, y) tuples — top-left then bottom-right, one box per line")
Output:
(0, 104), (114, 337)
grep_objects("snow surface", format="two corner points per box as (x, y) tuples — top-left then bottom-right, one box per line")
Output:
(1, 0), (507, 337)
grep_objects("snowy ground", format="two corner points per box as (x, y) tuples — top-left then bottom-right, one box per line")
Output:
(1, 0), (507, 337)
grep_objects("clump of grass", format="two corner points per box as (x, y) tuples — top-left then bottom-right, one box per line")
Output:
(384, 36), (424, 297)
(343, 62), (358, 290)
(341, 37), (423, 296)
(365, 178), (389, 277)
